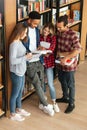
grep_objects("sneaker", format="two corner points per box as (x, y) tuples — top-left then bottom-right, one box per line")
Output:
(16, 109), (31, 117)
(65, 103), (75, 114)
(56, 97), (69, 103)
(43, 104), (54, 116)
(53, 103), (60, 113)
(10, 113), (25, 121)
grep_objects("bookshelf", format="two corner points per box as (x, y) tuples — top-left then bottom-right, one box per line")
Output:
(0, 2), (6, 117)
(1, 0), (87, 114)
(16, 0), (53, 100)
(16, 0), (52, 26)
(52, 0), (83, 33)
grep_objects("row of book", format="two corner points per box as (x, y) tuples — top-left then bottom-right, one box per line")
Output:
(28, 0), (48, 12)
(60, 0), (75, 5)
(18, 0), (50, 21)
(53, 0), (79, 6)
(59, 6), (80, 21)
(52, 6), (80, 24)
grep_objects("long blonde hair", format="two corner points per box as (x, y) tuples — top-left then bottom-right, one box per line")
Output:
(9, 23), (28, 44)
(42, 22), (55, 36)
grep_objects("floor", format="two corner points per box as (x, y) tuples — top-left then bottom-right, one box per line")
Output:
(0, 60), (87, 130)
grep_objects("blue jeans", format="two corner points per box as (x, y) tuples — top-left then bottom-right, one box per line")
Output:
(46, 68), (56, 100)
(10, 72), (25, 113)
(58, 70), (75, 104)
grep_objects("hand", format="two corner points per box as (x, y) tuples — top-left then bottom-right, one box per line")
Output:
(38, 46), (46, 50)
(25, 53), (32, 59)
(60, 57), (68, 66)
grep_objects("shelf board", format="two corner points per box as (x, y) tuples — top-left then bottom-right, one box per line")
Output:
(53, 0), (80, 8)
(85, 51), (87, 57)
(40, 8), (51, 14)
(0, 24), (2, 28)
(22, 89), (35, 100)
(68, 20), (81, 27)
(0, 84), (4, 90)
(0, 109), (5, 117)
(60, 0), (80, 8)
(18, 8), (51, 22)
(0, 55), (3, 60)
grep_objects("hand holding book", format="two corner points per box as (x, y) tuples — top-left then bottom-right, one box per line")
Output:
(55, 56), (76, 66)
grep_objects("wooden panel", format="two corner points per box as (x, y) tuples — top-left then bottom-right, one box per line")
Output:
(4, 0), (16, 109)
(0, 91), (2, 107)
(0, 62), (2, 83)
(80, 0), (87, 60)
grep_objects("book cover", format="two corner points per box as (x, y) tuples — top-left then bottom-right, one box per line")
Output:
(55, 56), (76, 66)
(40, 41), (50, 49)
(73, 10), (80, 21)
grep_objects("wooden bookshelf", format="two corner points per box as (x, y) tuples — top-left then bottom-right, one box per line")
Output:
(1, 0), (87, 115)
(0, 109), (5, 117)
(0, 84), (4, 90)
(22, 89), (35, 100)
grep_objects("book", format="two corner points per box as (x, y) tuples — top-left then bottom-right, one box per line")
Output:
(55, 56), (76, 66)
(73, 10), (80, 21)
(40, 41), (50, 49)
(32, 50), (52, 55)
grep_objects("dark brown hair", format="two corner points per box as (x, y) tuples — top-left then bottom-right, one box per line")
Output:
(57, 15), (68, 26)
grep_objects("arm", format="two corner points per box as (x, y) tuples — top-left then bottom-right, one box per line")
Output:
(60, 33), (82, 65)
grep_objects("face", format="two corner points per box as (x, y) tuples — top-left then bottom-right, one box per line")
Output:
(57, 22), (66, 32)
(43, 27), (50, 37)
(27, 19), (40, 28)
(21, 29), (27, 40)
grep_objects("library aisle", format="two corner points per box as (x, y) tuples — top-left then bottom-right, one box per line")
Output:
(0, 60), (87, 130)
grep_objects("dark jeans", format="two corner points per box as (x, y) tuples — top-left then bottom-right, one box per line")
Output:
(58, 70), (75, 104)
(27, 61), (48, 106)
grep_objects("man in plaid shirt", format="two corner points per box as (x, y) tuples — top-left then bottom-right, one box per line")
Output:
(56, 15), (82, 113)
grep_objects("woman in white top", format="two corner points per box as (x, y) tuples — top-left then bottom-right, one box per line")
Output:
(9, 23), (32, 121)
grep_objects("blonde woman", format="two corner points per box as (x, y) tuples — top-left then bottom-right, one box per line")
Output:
(40, 23), (60, 113)
(9, 23), (32, 121)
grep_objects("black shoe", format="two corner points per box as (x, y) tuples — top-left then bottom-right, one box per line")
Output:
(56, 97), (69, 103)
(65, 103), (75, 114)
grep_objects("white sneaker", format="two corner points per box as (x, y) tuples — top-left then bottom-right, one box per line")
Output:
(53, 103), (60, 113)
(16, 109), (31, 117)
(10, 113), (25, 121)
(43, 104), (54, 116)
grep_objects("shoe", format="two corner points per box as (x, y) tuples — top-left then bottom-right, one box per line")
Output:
(16, 109), (31, 117)
(53, 103), (60, 113)
(10, 113), (25, 121)
(56, 97), (69, 103)
(65, 104), (75, 114)
(43, 104), (54, 116)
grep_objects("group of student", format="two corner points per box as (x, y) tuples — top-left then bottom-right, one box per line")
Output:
(9, 11), (82, 121)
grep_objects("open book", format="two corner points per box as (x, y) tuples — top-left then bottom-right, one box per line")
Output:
(55, 56), (76, 66)
(32, 50), (52, 55)
(40, 41), (50, 49)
